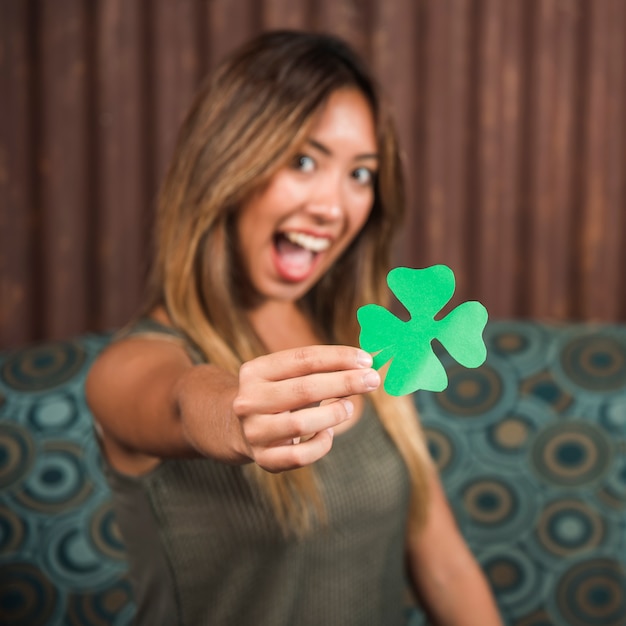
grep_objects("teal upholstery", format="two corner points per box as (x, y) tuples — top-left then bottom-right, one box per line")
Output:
(1, 322), (625, 625)
(411, 322), (626, 626)
(0, 334), (133, 626)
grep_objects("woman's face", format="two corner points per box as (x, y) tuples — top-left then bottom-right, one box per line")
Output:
(236, 88), (378, 305)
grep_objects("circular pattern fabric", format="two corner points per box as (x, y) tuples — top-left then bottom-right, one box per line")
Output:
(0, 333), (132, 625)
(488, 416), (533, 453)
(480, 547), (545, 614)
(553, 558), (626, 626)
(0, 422), (36, 490)
(486, 322), (550, 377)
(0, 561), (59, 626)
(435, 363), (504, 417)
(13, 441), (93, 515)
(27, 393), (80, 433)
(66, 578), (134, 626)
(530, 420), (613, 488)
(520, 370), (574, 413)
(1, 342), (86, 392)
(468, 414), (534, 471)
(603, 455), (626, 503)
(558, 333), (626, 393)
(459, 474), (538, 544)
(416, 322), (626, 625)
(425, 426), (454, 471)
(41, 511), (121, 590)
(82, 435), (109, 491)
(512, 609), (555, 626)
(421, 355), (517, 428)
(463, 479), (517, 525)
(0, 505), (28, 555)
(535, 499), (606, 558)
(465, 396), (553, 471)
(90, 501), (127, 562)
(601, 397), (626, 434)
(422, 420), (469, 487)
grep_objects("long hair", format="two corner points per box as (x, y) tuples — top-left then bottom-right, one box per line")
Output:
(144, 30), (432, 534)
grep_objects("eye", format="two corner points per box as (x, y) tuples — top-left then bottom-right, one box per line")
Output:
(292, 154), (316, 173)
(352, 166), (375, 186)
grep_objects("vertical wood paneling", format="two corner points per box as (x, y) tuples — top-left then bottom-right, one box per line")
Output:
(579, 0), (626, 320)
(422, 0), (453, 268)
(313, 0), (371, 59)
(608, 0), (626, 321)
(151, 0), (200, 189)
(471, 0), (501, 309)
(444, 0), (472, 305)
(369, 0), (422, 271)
(206, 0), (260, 71)
(38, 0), (90, 340)
(95, 0), (147, 329)
(485, 0), (524, 316)
(262, 0), (312, 30)
(526, 0), (580, 319)
(1, 0), (626, 349)
(0, 0), (35, 347)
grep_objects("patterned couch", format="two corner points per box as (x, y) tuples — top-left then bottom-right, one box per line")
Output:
(1, 322), (625, 626)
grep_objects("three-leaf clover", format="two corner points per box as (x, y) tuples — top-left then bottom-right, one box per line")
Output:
(357, 265), (488, 396)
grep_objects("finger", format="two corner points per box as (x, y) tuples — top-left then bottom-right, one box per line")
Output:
(241, 345), (373, 383)
(243, 399), (354, 447)
(255, 428), (336, 473)
(239, 369), (379, 415)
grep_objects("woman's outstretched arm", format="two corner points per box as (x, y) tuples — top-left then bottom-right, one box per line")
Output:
(86, 336), (379, 475)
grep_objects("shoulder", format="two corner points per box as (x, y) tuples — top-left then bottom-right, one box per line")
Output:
(117, 310), (205, 364)
(85, 320), (199, 473)
(87, 331), (191, 408)
(86, 310), (197, 413)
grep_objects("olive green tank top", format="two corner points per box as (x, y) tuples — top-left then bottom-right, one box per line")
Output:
(102, 320), (412, 625)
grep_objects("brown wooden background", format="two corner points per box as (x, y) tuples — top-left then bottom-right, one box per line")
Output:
(2, 0), (625, 350)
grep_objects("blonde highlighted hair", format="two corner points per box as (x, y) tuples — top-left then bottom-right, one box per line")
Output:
(144, 30), (432, 534)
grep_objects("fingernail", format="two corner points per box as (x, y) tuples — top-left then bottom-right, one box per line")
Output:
(357, 350), (373, 367)
(363, 370), (380, 389)
(342, 399), (354, 417)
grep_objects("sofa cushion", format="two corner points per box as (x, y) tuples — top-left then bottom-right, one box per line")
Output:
(0, 334), (134, 626)
(411, 321), (626, 625)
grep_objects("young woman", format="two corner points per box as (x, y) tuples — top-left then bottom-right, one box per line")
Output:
(87, 30), (502, 626)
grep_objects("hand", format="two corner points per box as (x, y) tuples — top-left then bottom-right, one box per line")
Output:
(233, 345), (380, 472)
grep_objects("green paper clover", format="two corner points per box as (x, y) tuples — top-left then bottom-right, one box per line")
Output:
(357, 265), (488, 396)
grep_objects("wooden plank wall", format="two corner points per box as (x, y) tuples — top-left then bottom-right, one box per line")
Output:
(1, 0), (625, 349)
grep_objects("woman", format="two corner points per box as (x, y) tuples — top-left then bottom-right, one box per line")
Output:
(87, 30), (502, 625)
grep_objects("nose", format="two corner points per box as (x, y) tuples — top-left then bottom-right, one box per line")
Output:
(305, 182), (343, 222)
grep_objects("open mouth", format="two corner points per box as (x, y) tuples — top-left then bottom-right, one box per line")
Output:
(272, 231), (331, 281)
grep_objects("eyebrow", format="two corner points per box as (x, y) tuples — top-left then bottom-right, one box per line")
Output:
(306, 139), (378, 160)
